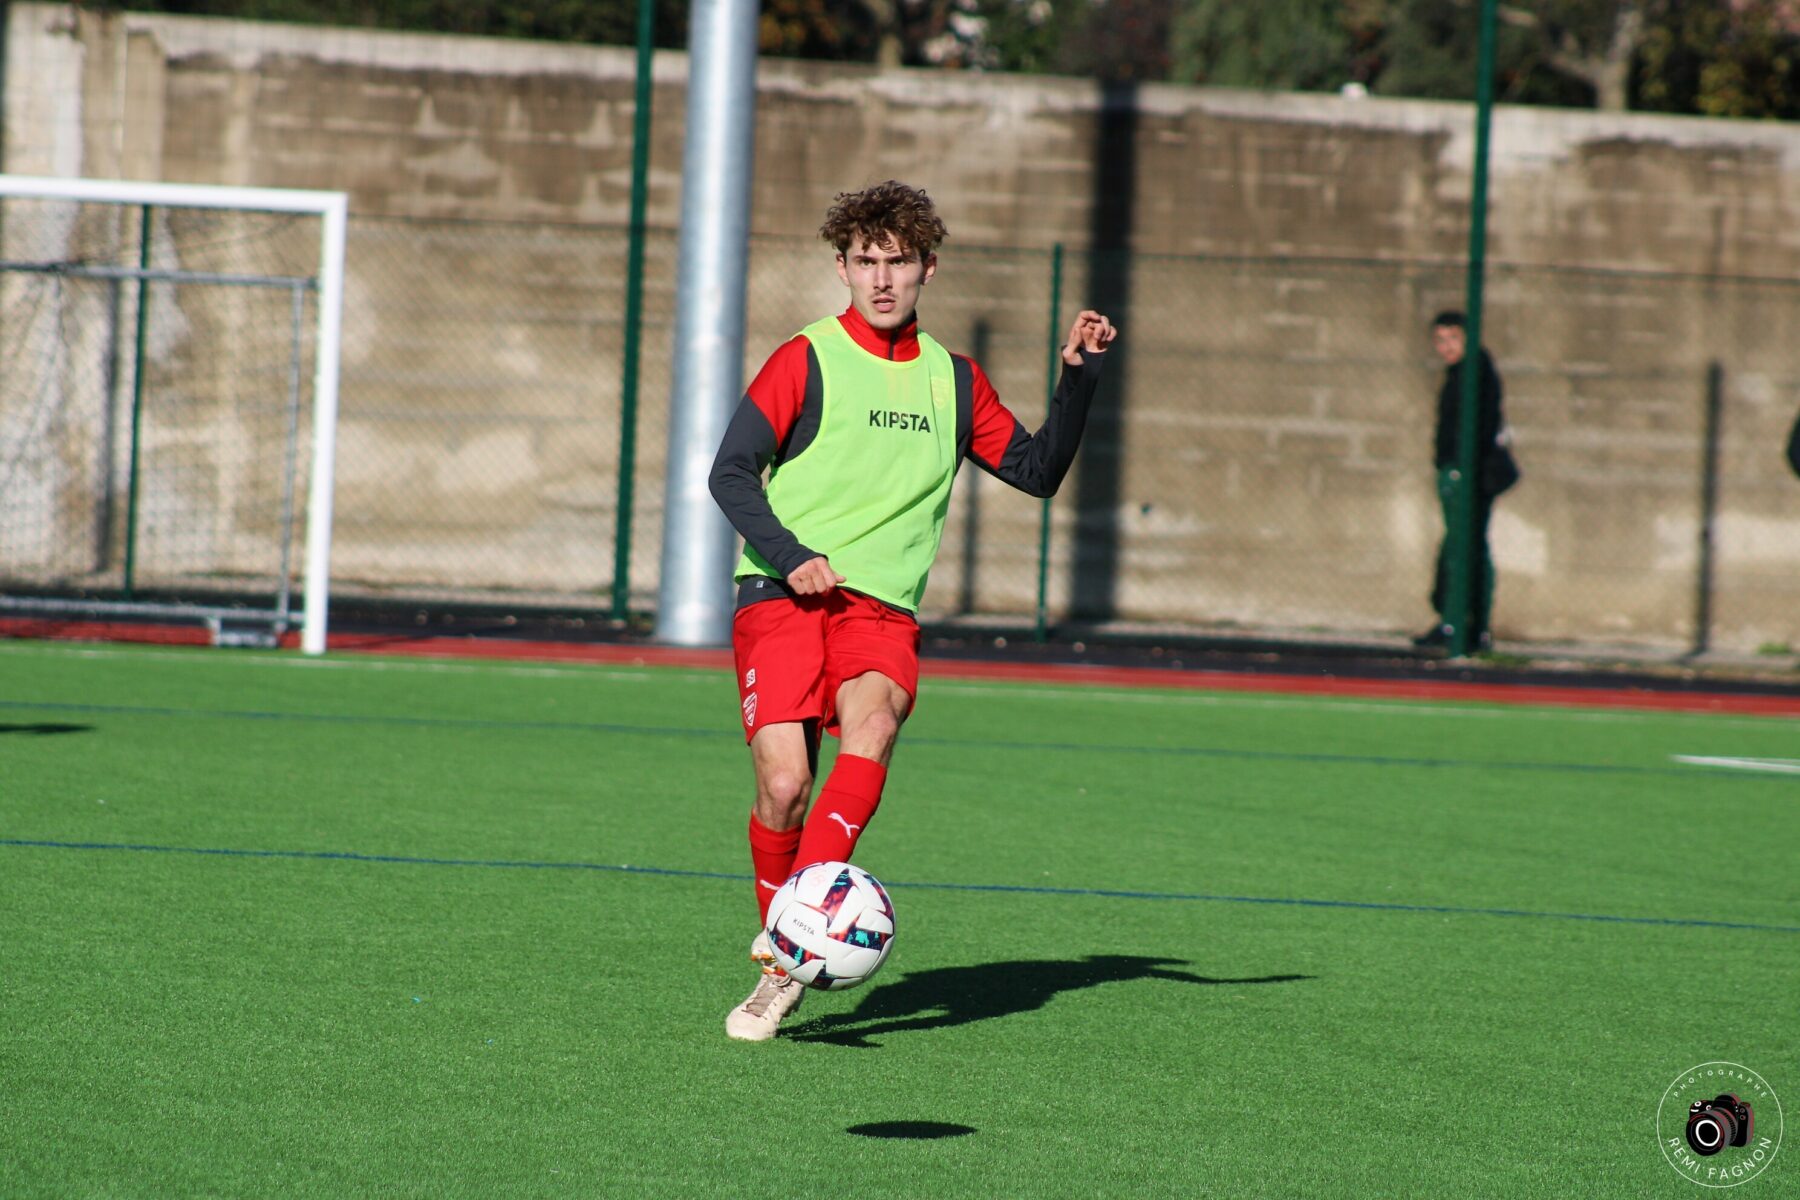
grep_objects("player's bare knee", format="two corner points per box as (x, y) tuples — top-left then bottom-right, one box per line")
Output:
(850, 707), (901, 756)
(756, 769), (812, 825)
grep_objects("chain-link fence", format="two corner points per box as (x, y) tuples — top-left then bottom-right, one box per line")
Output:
(7, 209), (1798, 655)
(0, 195), (318, 630)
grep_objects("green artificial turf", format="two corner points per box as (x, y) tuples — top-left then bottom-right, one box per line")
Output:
(1, 640), (1795, 1197)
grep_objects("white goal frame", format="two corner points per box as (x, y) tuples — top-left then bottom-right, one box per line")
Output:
(0, 175), (346, 655)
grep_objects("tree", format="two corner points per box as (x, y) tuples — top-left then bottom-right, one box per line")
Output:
(1059, 0), (1178, 81)
(929, 0), (1093, 73)
(761, 0), (880, 60)
(1496, 0), (1646, 110)
(1168, 0), (1358, 91)
(95, 0), (1800, 119)
(1375, 0), (1607, 106)
(1370, 0), (1800, 116)
(1636, 0), (1800, 118)
(100, 0), (692, 48)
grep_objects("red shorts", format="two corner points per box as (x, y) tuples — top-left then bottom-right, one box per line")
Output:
(731, 589), (920, 743)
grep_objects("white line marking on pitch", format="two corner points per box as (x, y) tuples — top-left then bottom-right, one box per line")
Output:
(1672, 755), (1800, 775)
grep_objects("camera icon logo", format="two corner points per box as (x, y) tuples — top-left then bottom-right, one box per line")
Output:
(1659, 1062), (1782, 1188)
(1687, 1094), (1754, 1156)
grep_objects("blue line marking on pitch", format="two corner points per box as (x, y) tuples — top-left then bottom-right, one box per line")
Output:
(0, 698), (1786, 782)
(0, 837), (748, 882)
(0, 698), (731, 739)
(4, 837), (1796, 935)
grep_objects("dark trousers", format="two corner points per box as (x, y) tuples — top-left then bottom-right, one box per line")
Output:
(1431, 468), (1496, 638)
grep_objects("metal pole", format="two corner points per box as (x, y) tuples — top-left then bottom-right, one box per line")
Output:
(653, 0), (759, 647)
(1447, 0), (1499, 658)
(122, 204), (152, 600)
(611, 0), (656, 622)
(299, 192), (348, 656)
(1034, 243), (1064, 643)
(95, 259), (126, 574)
(274, 282), (308, 630)
(1692, 362), (1724, 657)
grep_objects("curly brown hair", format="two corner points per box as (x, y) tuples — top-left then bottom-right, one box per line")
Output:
(818, 181), (948, 258)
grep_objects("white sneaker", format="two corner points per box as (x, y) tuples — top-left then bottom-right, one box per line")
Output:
(725, 966), (805, 1041)
(749, 929), (776, 968)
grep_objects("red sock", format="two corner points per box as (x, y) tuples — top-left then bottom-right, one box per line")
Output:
(748, 814), (802, 925)
(793, 753), (887, 869)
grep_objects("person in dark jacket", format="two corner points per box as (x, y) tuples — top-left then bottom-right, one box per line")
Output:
(1415, 310), (1516, 651)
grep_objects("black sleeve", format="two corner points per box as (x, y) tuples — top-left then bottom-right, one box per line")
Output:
(1478, 351), (1504, 450)
(707, 398), (820, 579)
(985, 350), (1108, 499)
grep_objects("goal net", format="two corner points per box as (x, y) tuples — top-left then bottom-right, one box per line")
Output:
(0, 176), (344, 653)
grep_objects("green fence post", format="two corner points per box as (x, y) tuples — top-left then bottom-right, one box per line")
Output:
(1446, 0), (1499, 658)
(1034, 243), (1064, 643)
(611, 0), (656, 622)
(122, 203), (152, 600)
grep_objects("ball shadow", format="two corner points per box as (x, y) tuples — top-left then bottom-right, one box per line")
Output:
(845, 1121), (976, 1140)
(788, 955), (1312, 1048)
(0, 723), (93, 736)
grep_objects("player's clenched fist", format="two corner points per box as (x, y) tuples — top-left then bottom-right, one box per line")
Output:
(1061, 310), (1118, 366)
(786, 556), (846, 595)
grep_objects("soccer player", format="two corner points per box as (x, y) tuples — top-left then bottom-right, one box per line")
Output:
(708, 180), (1117, 1041)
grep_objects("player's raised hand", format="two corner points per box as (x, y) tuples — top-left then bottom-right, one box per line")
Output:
(786, 556), (846, 596)
(1061, 310), (1118, 365)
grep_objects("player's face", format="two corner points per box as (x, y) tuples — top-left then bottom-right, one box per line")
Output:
(836, 236), (936, 331)
(1432, 324), (1466, 365)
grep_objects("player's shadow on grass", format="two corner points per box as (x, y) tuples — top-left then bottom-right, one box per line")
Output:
(787, 955), (1311, 1048)
(0, 723), (92, 735)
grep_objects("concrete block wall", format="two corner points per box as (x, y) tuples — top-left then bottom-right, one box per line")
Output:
(5, 3), (1797, 650)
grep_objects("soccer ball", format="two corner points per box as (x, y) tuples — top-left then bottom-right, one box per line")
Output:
(765, 861), (895, 990)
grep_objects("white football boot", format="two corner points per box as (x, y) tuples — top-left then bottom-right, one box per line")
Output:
(726, 931), (804, 1041)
